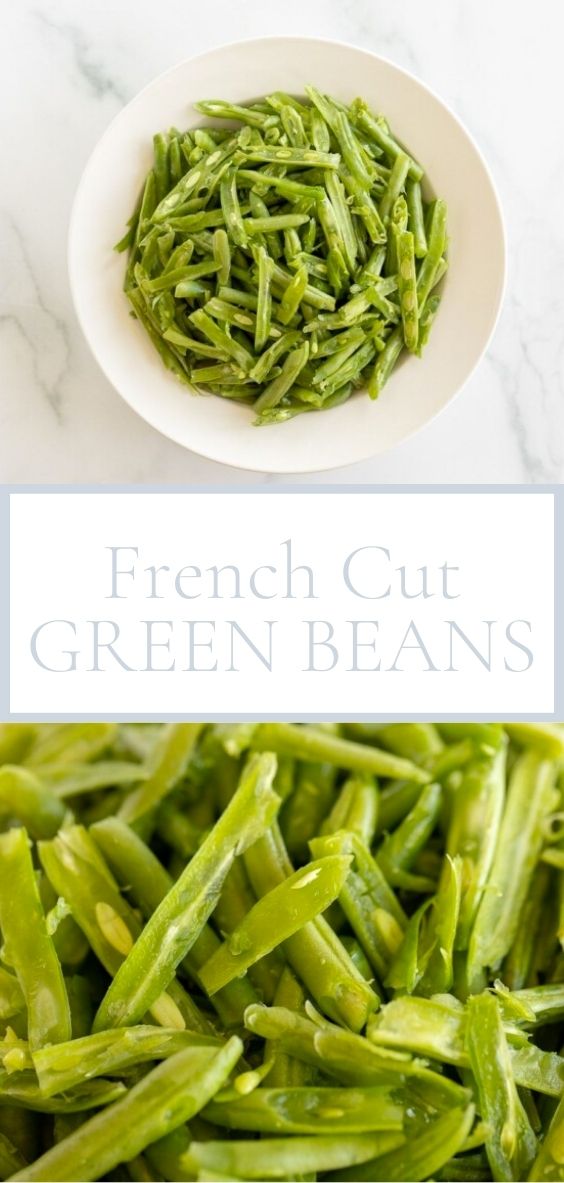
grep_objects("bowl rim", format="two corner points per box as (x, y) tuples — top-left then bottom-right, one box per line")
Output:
(67, 34), (507, 474)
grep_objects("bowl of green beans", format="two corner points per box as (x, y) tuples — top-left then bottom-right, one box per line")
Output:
(68, 38), (506, 472)
(1, 720), (564, 1182)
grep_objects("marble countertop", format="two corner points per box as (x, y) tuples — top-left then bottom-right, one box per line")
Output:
(2, 0), (562, 485)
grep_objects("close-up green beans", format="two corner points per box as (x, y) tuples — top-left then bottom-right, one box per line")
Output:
(117, 89), (448, 424)
(1, 721), (564, 1181)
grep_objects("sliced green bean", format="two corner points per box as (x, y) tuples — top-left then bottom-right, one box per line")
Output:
(466, 993), (536, 1182)
(118, 723), (203, 824)
(254, 342), (309, 413)
(0, 828), (71, 1049)
(200, 854), (351, 994)
(93, 754), (280, 1030)
(250, 723), (430, 782)
(11, 1038), (242, 1183)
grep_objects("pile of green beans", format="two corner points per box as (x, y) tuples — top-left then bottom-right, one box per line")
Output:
(1, 720), (564, 1181)
(117, 89), (448, 424)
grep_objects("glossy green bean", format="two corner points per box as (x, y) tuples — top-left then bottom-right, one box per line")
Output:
(93, 754), (280, 1030)
(11, 1039), (242, 1182)
(0, 828), (70, 1049)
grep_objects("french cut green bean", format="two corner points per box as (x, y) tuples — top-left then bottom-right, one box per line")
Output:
(0, 720), (560, 1183)
(117, 89), (447, 421)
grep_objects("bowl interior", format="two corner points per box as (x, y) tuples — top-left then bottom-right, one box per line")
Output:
(69, 37), (505, 473)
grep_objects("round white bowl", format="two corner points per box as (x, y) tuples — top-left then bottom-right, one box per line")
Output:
(68, 36), (506, 474)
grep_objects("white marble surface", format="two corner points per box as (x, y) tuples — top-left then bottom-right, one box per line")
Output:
(1, 0), (563, 484)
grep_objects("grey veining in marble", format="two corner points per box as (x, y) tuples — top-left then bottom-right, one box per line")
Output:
(1, 0), (563, 483)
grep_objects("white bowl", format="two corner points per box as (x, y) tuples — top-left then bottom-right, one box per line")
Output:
(68, 36), (506, 474)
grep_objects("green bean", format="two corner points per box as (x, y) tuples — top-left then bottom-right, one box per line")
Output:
(283, 227), (302, 267)
(39, 825), (209, 1035)
(368, 324), (403, 398)
(11, 1038), (242, 1182)
(444, 740), (507, 951)
(238, 169), (325, 203)
(244, 823), (377, 1030)
(218, 285), (259, 310)
(10, 723), (559, 1180)
(278, 265), (308, 325)
(40, 759), (145, 799)
(155, 799), (203, 856)
(503, 863), (552, 989)
(194, 100), (274, 128)
(0, 967), (25, 1021)
(165, 207), (229, 231)
(118, 723), (203, 824)
(379, 152), (410, 223)
(368, 992), (564, 1097)
(168, 135), (183, 185)
(152, 133), (170, 203)
(0, 828), (70, 1049)
(189, 309), (255, 371)
(246, 1003), (469, 1110)
(270, 258), (336, 310)
(33, 1025), (219, 1098)
(332, 1105), (475, 1182)
(212, 227), (231, 287)
(93, 754), (280, 1030)
(244, 213), (309, 233)
(0, 766), (67, 837)
(350, 100), (423, 180)
(0, 1073), (126, 1113)
(350, 722), (443, 763)
(497, 982), (564, 1027)
(311, 330), (366, 388)
(529, 1092), (564, 1180)
(0, 724), (35, 764)
(418, 853), (462, 993)
(200, 854), (351, 994)
(416, 198), (448, 307)
(90, 817), (258, 1024)
(263, 965), (309, 1085)
(376, 780), (442, 877)
(183, 1131), (401, 1180)
(385, 194), (408, 274)
(323, 774), (379, 845)
(205, 1082), (403, 1134)
(281, 103), (308, 147)
(245, 146), (341, 168)
(311, 107), (331, 152)
(311, 831), (405, 979)
(416, 291), (441, 355)
(505, 723), (564, 759)
(254, 244), (273, 350)
(368, 994), (466, 1064)
(325, 172), (358, 271)
(466, 993), (536, 1182)
(213, 857), (283, 1004)
(304, 286), (390, 333)
(218, 167), (247, 247)
(25, 723), (117, 768)
(468, 751), (558, 990)
(341, 169), (387, 243)
(153, 140), (237, 222)
(39, 874), (90, 970)
(406, 177), (428, 257)
(66, 975), (93, 1038)
(397, 229), (418, 351)
(254, 341), (310, 413)
(281, 753), (338, 861)
(250, 723), (430, 782)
